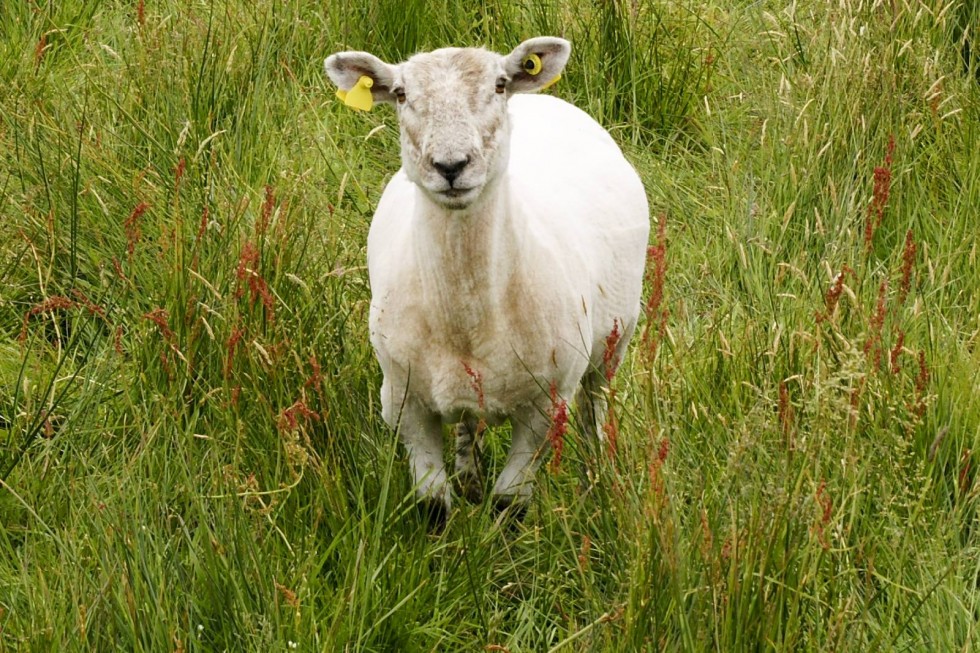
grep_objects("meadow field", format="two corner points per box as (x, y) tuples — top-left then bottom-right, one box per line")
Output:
(1, 0), (979, 650)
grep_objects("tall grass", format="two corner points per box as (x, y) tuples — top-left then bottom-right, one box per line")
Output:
(2, 0), (979, 650)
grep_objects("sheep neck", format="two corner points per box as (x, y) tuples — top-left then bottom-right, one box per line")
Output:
(413, 178), (522, 347)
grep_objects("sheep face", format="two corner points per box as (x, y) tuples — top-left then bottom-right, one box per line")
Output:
(325, 38), (571, 210)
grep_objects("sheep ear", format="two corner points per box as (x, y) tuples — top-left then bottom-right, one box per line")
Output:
(324, 51), (398, 106)
(504, 37), (571, 93)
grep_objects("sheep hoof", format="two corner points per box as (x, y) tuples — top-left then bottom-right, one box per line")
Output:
(492, 495), (528, 524)
(455, 473), (484, 504)
(417, 497), (449, 532)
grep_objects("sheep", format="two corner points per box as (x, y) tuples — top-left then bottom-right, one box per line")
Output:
(324, 37), (649, 523)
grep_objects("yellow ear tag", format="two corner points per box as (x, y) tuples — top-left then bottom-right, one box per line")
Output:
(541, 73), (561, 90)
(522, 53), (543, 76)
(336, 75), (374, 112)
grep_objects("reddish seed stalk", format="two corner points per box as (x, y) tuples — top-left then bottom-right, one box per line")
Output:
(648, 436), (670, 509)
(912, 350), (929, 419)
(196, 205), (210, 244)
(277, 399), (319, 433)
(642, 214), (668, 359)
(603, 318), (622, 383)
(778, 380), (794, 445)
(864, 135), (895, 252)
(235, 242), (276, 321)
(700, 508), (713, 560)
(305, 355), (323, 388)
(123, 202), (149, 261)
(224, 325), (244, 380)
(111, 257), (128, 282)
(816, 265), (854, 323)
(235, 243), (257, 299)
(34, 33), (46, 68)
(547, 382), (569, 473)
(959, 449), (973, 497)
(601, 319), (623, 458)
(259, 185), (275, 235)
(113, 325), (125, 355)
(20, 296), (78, 341)
(174, 158), (186, 192)
(863, 280), (888, 369)
(889, 330), (905, 374)
(603, 391), (618, 460)
(814, 479), (833, 550)
(142, 308), (175, 343)
(71, 289), (106, 319)
(578, 535), (591, 570)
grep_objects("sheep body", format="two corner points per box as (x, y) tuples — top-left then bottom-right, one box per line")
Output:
(325, 39), (649, 517)
(369, 94), (648, 422)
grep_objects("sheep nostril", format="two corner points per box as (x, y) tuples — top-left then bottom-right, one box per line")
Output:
(432, 156), (470, 183)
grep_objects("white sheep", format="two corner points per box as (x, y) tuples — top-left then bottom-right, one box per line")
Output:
(324, 37), (649, 522)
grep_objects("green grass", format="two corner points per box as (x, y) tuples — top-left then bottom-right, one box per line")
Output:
(2, 0), (979, 650)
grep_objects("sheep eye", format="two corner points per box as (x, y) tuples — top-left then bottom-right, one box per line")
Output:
(394, 88), (406, 104)
(495, 78), (507, 94)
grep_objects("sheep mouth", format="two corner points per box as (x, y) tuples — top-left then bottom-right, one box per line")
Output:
(440, 187), (475, 198)
(432, 186), (480, 208)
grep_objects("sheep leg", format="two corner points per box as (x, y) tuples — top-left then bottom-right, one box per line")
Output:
(575, 368), (608, 444)
(491, 405), (551, 514)
(454, 416), (485, 504)
(395, 397), (451, 523)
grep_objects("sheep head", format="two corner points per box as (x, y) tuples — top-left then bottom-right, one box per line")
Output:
(325, 38), (571, 210)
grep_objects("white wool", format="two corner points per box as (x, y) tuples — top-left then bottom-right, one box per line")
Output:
(325, 40), (649, 513)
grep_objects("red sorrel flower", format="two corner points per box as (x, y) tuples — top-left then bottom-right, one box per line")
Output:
(912, 350), (929, 419)
(547, 382), (569, 472)
(19, 296), (78, 341)
(259, 185), (275, 235)
(277, 399), (319, 433)
(142, 308), (175, 343)
(224, 324), (244, 379)
(863, 280), (888, 369)
(959, 449), (973, 497)
(235, 242), (275, 321)
(123, 202), (150, 261)
(174, 158), (186, 191)
(889, 330), (905, 374)
(816, 265), (854, 323)
(778, 380), (794, 444)
(603, 318), (621, 383)
(864, 135), (895, 251)
(814, 479), (833, 550)
(305, 354), (323, 389)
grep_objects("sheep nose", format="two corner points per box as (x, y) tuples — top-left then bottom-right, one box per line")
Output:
(432, 156), (470, 183)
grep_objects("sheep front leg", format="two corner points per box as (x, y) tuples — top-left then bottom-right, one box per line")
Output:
(454, 415), (485, 504)
(396, 397), (451, 526)
(491, 405), (551, 515)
